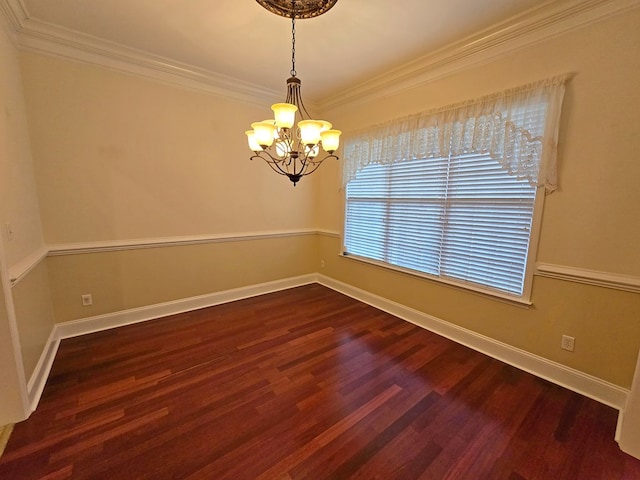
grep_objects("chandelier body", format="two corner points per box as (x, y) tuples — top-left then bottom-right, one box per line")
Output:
(247, 0), (341, 186)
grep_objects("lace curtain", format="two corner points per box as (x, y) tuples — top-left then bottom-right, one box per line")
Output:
(342, 74), (570, 192)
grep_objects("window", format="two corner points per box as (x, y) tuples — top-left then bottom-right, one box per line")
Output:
(344, 153), (538, 297)
(342, 76), (569, 301)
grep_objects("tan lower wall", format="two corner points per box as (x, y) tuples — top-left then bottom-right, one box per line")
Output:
(0, 269), (27, 424)
(47, 234), (319, 323)
(318, 235), (640, 389)
(11, 261), (56, 380)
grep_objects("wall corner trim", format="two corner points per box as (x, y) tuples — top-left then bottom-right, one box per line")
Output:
(8, 246), (48, 287)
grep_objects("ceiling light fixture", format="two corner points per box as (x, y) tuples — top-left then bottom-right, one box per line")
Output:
(246, 0), (341, 186)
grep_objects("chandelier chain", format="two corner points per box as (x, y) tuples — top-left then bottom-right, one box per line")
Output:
(290, 1), (297, 76)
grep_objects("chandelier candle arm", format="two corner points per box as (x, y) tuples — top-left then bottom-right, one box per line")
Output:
(247, 0), (342, 186)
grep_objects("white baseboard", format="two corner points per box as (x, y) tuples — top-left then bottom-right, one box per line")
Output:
(54, 274), (317, 340)
(28, 273), (629, 426)
(26, 329), (59, 413)
(616, 410), (624, 443)
(316, 275), (629, 411)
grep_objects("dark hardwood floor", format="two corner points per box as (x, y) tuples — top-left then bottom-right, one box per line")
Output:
(1, 284), (639, 479)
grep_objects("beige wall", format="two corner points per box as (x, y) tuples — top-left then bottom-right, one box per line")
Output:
(315, 10), (640, 387)
(11, 261), (56, 379)
(0, 32), (44, 267)
(0, 266), (26, 425)
(0, 25), (50, 424)
(17, 53), (323, 323)
(20, 54), (318, 244)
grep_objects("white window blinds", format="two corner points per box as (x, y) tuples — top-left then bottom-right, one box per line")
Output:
(343, 76), (569, 298)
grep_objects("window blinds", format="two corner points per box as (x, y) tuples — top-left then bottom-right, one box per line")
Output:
(344, 153), (537, 295)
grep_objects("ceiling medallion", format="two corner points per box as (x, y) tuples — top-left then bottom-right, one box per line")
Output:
(255, 0), (338, 19)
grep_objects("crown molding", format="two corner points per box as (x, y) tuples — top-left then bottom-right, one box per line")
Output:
(1, 0), (638, 109)
(16, 17), (281, 106)
(0, 0), (281, 107)
(0, 0), (25, 44)
(0, 0), (26, 33)
(318, 0), (640, 110)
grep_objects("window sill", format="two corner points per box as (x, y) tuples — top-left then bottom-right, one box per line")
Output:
(339, 252), (533, 308)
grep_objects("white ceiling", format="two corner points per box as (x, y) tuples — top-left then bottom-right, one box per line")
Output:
(14, 0), (567, 101)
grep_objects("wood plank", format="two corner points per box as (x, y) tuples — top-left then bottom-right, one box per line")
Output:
(1, 284), (638, 479)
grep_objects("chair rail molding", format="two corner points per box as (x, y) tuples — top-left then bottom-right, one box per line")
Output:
(8, 246), (48, 286)
(536, 263), (640, 294)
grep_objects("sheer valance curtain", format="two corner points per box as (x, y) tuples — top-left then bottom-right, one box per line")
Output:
(342, 74), (571, 192)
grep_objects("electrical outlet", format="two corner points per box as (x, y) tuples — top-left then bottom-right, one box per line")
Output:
(561, 335), (575, 352)
(81, 294), (93, 306)
(321, 259), (325, 268)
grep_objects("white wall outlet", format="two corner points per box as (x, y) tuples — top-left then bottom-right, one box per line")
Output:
(81, 294), (93, 306)
(561, 335), (575, 352)
(321, 259), (325, 268)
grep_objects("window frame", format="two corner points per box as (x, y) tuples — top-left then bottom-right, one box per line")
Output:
(340, 159), (546, 306)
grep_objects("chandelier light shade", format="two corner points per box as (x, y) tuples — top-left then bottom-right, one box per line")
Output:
(247, 0), (342, 186)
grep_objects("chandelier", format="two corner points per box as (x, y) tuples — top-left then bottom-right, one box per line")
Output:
(246, 0), (341, 186)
